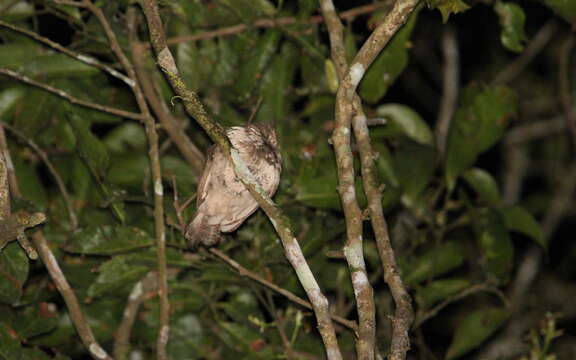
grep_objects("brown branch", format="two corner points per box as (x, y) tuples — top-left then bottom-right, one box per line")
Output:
(0, 19), (133, 86)
(114, 273), (158, 360)
(414, 284), (508, 328)
(140, 1), (343, 358)
(325, 1), (419, 360)
(1, 122), (78, 230)
(209, 248), (358, 332)
(32, 232), (113, 360)
(130, 42), (205, 176)
(66, 0), (171, 355)
(318, 1), (376, 358)
(165, 3), (386, 46)
(0, 129), (10, 220)
(0, 68), (145, 121)
(493, 19), (558, 85)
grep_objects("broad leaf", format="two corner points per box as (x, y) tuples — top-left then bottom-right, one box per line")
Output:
(446, 307), (509, 359)
(403, 241), (465, 285)
(360, 10), (417, 103)
(463, 168), (501, 206)
(416, 278), (471, 309)
(445, 84), (517, 189)
(87, 255), (149, 298)
(495, 2), (527, 53)
(479, 209), (513, 282)
(0, 243), (29, 305)
(376, 103), (434, 145)
(499, 206), (546, 248)
(64, 226), (154, 255)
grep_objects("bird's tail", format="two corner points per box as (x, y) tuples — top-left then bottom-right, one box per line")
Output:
(184, 214), (221, 249)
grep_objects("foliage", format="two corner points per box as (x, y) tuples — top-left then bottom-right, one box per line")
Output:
(0, 0), (574, 359)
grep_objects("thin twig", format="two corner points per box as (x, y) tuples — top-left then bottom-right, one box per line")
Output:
(505, 117), (566, 146)
(0, 19), (134, 86)
(1, 122), (78, 230)
(165, 3), (386, 46)
(318, 1), (376, 359)
(328, 1), (420, 359)
(436, 26), (459, 156)
(0, 68), (145, 121)
(112, 5), (171, 358)
(140, 1), (343, 358)
(493, 20), (558, 85)
(209, 248), (358, 332)
(32, 232), (113, 360)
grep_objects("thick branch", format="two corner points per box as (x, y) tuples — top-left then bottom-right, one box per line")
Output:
(327, 1), (420, 359)
(319, 1), (376, 358)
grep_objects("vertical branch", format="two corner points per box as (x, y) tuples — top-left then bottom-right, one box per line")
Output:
(139, 1), (343, 358)
(318, 1), (376, 359)
(78, 1), (171, 356)
(0, 126), (10, 220)
(321, 1), (419, 359)
(32, 232), (113, 360)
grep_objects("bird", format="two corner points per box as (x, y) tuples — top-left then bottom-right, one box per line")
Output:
(184, 123), (281, 248)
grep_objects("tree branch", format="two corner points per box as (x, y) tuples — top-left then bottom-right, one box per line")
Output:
(0, 68), (145, 121)
(140, 1), (343, 358)
(324, 1), (420, 359)
(318, 1), (376, 358)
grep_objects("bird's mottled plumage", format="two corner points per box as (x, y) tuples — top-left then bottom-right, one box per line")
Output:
(185, 124), (281, 248)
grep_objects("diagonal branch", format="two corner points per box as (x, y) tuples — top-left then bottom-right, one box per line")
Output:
(139, 1), (343, 358)
(0, 68), (144, 121)
(318, 0), (376, 358)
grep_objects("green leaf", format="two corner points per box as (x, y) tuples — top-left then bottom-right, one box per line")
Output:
(403, 241), (465, 285)
(87, 255), (149, 298)
(394, 142), (437, 209)
(359, 10), (418, 103)
(495, 2), (527, 53)
(102, 123), (146, 153)
(67, 112), (110, 179)
(445, 84), (517, 189)
(446, 307), (509, 359)
(235, 30), (281, 100)
(0, 87), (25, 118)
(479, 209), (514, 281)
(20, 348), (52, 360)
(499, 206), (546, 248)
(416, 278), (471, 309)
(427, 0), (470, 23)
(256, 43), (298, 124)
(0, 242), (29, 305)
(64, 226), (154, 255)
(463, 168), (502, 206)
(376, 104), (434, 145)
(0, 322), (21, 360)
(12, 305), (58, 339)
